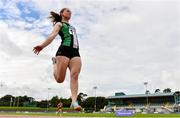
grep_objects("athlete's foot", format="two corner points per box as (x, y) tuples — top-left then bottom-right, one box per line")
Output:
(52, 57), (56, 64)
(70, 101), (82, 111)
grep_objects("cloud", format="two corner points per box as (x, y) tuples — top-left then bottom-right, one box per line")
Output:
(0, 0), (21, 19)
(79, 0), (180, 96)
(0, 23), (22, 56)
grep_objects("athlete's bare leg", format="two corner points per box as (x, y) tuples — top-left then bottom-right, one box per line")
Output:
(53, 56), (70, 83)
(68, 57), (82, 102)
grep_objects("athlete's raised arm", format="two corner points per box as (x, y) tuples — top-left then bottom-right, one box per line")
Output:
(33, 22), (62, 55)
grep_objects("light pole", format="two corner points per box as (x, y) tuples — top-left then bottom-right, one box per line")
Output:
(47, 88), (51, 111)
(0, 81), (3, 97)
(93, 86), (97, 112)
(17, 96), (20, 108)
(10, 97), (13, 107)
(144, 82), (148, 107)
(0, 81), (3, 106)
(0, 81), (3, 88)
(13, 97), (16, 107)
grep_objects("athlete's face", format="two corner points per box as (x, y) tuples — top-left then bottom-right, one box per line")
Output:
(61, 8), (71, 20)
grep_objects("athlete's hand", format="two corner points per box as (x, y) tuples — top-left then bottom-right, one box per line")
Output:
(33, 45), (43, 55)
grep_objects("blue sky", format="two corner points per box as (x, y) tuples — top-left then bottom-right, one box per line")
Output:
(16, 2), (40, 21)
(0, 0), (179, 100)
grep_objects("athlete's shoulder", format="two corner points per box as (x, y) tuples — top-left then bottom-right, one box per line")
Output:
(55, 22), (62, 27)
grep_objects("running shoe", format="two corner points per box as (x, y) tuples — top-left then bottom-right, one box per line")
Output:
(70, 101), (82, 111)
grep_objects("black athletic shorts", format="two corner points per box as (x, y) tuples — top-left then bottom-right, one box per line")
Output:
(55, 46), (80, 59)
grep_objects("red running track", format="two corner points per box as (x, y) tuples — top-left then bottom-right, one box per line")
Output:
(0, 116), (90, 118)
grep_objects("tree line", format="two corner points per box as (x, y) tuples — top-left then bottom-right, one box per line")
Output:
(145, 88), (172, 94)
(0, 92), (108, 112)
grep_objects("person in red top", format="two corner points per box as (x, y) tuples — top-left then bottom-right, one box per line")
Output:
(57, 101), (63, 114)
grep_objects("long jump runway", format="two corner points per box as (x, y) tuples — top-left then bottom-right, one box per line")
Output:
(0, 115), (100, 118)
(0, 116), (90, 118)
(0, 116), (91, 118)
(0, 116), (94, 118)
(0, 116), (63, 118)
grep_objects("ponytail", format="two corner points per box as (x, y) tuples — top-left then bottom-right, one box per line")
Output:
(49, 8), (67, 25)
(49, 11), (62, 25)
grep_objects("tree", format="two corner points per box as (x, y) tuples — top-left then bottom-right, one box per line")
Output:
(50, 96), (59, 107)
(0, 95), (13, 102)
(37, 100), (48, 108)
(0, 95), (14, 106)
(163, 88), (172, 93)
(83, 97), (94, 112)
(115, 92), (126, 96)
(15, 95), (35, 107)
(145, 90), (150, 94)
(59, 97), (71, 107)
(0, 95), (36, 107)
(83, 97), (108, 112)
(77, 92), (87, 106)
(155, 89), (161, 93)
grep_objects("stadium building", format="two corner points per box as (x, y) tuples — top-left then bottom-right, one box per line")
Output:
(106, 91), (180, 113)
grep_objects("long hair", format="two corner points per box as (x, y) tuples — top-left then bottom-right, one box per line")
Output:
(49, 8), (67, 25)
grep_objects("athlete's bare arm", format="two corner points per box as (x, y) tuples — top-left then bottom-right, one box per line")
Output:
(40, 22), (62, 48)
(33, 22), (62, 55)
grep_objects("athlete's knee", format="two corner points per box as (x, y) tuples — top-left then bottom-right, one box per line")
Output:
(55, 75), (65, 83)
(70, 71), (79, 80)
(56, 78), (65, 83)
